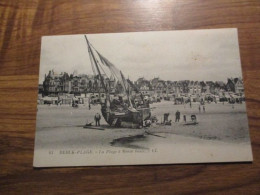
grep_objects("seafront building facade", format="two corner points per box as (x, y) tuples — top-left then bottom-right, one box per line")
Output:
(39, 70), (245, 105)
(42, 70), (117, 96)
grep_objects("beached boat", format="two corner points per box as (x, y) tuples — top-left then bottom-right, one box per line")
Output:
(84, 35), (151, 127)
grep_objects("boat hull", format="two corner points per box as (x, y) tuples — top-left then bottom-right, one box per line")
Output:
(101, 105), (151, 127)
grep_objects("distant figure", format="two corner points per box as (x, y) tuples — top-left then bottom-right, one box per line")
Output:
(199, 105), (201, 113)
(163, 113), (170, 123)
(85, 120), (92, 126)
(232, 104), (234, 109)
(203, 105), (205, 112)
(72, 102), (78, 108)
(183, 115), (186, 123)
(190, 101), (192, 108)
(151, 116), (158, 123)
(144, 120), (152, 127)
(94, 113), (101, 126)
(175, 110), (180, 122)
(191, 115), (197, 122)
(89, 103), (91, 110)
(165, 120), (172, 126)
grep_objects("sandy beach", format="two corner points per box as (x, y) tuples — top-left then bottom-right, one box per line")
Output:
(33, 101), (252, 167)
(35, 101), (251, 148)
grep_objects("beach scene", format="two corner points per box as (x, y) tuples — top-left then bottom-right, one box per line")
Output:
(34, 29), (253, 167)
(34, 100), (252, 167)
(36, 102), (250, 149)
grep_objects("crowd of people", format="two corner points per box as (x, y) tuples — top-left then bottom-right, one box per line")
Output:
(161, 103), (208, 125)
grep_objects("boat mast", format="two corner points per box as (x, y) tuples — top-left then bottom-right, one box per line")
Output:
(84, 35), (107, 93)
(85, 35), (111, 122)
(120, 71), (133, 108)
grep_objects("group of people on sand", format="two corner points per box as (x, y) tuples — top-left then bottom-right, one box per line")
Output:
(92, 110), (198, 128)
(175, 110), (187, 123)
(198, 105), (206, 113)
(163, 111), (192, 124)
(174, 110), (198, 123)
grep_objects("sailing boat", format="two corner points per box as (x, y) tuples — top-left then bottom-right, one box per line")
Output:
(84, 35), (151, 127)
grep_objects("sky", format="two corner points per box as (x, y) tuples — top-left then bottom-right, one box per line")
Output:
(39, 28), (243, 84)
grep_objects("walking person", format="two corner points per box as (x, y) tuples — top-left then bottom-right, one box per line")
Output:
(199, 105), (201, 113)
(94, 113), (101, 126)
(203, 105), (205, 112)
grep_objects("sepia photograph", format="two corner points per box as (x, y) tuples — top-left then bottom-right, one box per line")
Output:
(33, 28), (253, 167)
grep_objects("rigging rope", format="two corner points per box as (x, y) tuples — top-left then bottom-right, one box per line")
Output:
(88, 47), (97, 76)
(96, 59), (109, 79)
(89, 42), (130, 95)
(90, 45), (122, 86)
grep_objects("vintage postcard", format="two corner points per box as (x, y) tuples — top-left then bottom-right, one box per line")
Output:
(34, 28), (253, 167)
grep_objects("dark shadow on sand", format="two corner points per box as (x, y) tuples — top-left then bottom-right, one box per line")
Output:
(110, 134), (149, 150)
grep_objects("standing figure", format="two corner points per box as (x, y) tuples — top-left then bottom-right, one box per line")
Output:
(183, 115), (186, 123)
(191, 115), (197, 122)
(94, 113), (101, 126)
(163, 113), (170, 123)
(203, 105), (205, 112)
(199, 105), (201, 113)
(175, 110), (180, 122)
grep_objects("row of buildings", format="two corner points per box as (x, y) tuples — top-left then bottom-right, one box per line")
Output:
(40, 70), (123, 96)
(135, 77), (244, 97)
(39, 70), (244, 99)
